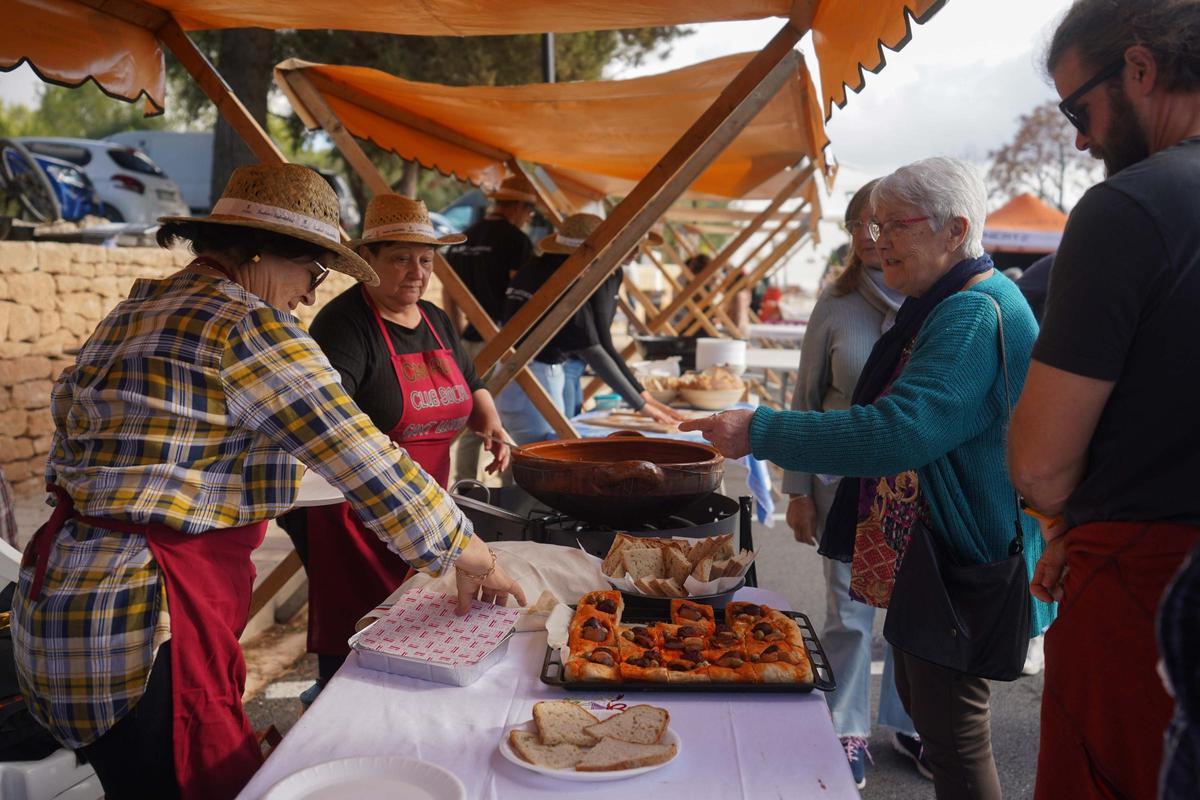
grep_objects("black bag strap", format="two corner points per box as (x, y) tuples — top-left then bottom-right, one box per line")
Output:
(979, 293), (1025, 556)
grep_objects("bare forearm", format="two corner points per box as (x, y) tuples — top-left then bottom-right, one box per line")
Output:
(468, 389), (502, 433)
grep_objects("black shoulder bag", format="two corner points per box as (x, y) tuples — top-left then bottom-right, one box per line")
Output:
(883, 295), (1032, 681)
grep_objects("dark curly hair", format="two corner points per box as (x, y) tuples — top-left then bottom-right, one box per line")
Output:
(156, 221), (329, 264)
(1047, 0), (1200, 92)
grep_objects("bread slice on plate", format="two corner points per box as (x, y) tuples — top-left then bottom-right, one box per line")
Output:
(665, 547), (692, 585)
(575, 737), (678, 771)
(583, 704), (669, 745)
(691, 556), (714, 582)
(533, 700), (600, 746)
(508, 730), (591, 769)
(622, 547), (664, 581)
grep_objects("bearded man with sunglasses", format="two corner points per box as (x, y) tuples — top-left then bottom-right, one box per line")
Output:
(1008, 2), (1200, 798)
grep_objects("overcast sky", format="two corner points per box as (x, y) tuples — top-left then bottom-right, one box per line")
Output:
(0, 1), (1081, 285)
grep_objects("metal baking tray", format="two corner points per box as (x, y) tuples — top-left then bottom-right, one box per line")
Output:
(540, 607), (835, 693)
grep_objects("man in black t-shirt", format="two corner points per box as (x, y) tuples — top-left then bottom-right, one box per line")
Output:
(1008, 3), (1200, 798)
(444, 176), (537, 482)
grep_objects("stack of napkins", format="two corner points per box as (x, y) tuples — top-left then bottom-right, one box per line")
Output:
(351, 588), (521, 667)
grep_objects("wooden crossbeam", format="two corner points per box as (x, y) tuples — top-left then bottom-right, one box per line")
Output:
(480, 25), (807, 395)
(641, 164), (815, 335)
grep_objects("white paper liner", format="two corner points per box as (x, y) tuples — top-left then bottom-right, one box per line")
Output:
(576, 540), (755, 598)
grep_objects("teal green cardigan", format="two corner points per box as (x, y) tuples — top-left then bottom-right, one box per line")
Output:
(750, 274), (1055, 635)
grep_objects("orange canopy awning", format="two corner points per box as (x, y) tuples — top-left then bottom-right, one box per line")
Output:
(982, 193), (1068, 253)
(4, 0), (944, 120)
(276, 53), (831, 200)
(812, 0), (946, 120)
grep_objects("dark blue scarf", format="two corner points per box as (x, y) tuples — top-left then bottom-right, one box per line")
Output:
(819, 254), (994, 561)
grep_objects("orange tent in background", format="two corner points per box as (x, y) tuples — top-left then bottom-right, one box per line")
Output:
(982, 192), (1068, 254)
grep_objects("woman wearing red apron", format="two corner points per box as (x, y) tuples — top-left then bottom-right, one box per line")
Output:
(11, 166), (524, 800)
(293, 194), (512, 697)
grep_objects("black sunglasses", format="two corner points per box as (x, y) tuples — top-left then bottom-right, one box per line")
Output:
(308, 260), (329, 293)
(1058, 58), (1126, 135)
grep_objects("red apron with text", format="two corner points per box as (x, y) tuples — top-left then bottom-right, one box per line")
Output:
(305, 289), (473, 654)
(25, 486), (267, 800)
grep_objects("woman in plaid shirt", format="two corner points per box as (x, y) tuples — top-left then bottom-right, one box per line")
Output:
(10, 164), (524, 800)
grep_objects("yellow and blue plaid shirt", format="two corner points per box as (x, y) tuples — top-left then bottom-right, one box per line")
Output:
(11, 271), (471, 748)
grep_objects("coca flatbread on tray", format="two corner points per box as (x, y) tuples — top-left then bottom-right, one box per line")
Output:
(561, 592), (813, 687)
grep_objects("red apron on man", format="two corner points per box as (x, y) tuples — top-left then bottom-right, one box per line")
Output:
(304, 287), (473, 655)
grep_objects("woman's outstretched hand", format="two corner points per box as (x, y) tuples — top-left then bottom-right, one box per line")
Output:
(677, 409), (755, 458)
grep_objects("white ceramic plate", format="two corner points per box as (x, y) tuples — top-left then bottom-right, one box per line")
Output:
(263, 756), (466, 800)
(499, 710), (681, 781)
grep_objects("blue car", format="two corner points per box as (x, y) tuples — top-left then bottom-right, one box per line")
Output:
(0, 137), (103, 223)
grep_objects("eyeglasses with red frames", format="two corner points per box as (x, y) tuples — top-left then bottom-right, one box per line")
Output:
(308, 260), (329, 294)
(868, 216), (931, 242)
(1058, 57), (1125, 135)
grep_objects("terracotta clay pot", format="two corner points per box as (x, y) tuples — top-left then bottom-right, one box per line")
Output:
(510, 432), (724, 526)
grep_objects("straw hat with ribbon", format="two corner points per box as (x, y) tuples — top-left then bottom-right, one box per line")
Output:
(539, 213), (665, 254)
(351, 194), (467, 248)
(487, 175), (538, 205)
(159, 163), (377, 285)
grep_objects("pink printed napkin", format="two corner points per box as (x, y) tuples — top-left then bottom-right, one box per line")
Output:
(350, 588), (521, 666)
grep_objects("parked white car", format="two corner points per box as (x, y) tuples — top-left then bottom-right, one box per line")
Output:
(108, 130), (362, 231)
(16, 137), (188, 224)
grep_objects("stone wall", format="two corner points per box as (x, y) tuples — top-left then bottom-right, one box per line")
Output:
(0, 241), (424, 497)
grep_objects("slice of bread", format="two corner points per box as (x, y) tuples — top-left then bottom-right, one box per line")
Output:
(575, 736), (678, 771)
(601, 533), (651, 577)
(583, 705), (669, 745)
(634, 576), (660, 596)
(686, 534), (729, 567)
(728, 549), (756, 576)
(508, 730), (590, 769)
(665, 547), (692, 585)
(622, 547), (665, 580)
(533, 700), (600, 746)
(691, 556), (713, 582)
(657, 577), (685, 598)
(713, 534), (736, 561)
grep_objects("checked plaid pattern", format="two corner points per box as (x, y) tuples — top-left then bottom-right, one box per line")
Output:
(12, 271), (471, 747)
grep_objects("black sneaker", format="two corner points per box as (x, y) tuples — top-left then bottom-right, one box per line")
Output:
(841, 736), (871, 789)
(892, 731), (933, 780)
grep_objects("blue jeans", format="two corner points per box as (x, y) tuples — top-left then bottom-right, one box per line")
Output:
(496, 360), (566, 445)
(561, 357), (587, 418)
(821, 557), (915, 738)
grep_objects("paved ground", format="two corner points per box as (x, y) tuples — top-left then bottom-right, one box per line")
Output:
(8, 461), (1040, 798)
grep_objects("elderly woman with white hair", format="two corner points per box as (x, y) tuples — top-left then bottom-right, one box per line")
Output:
(683, 157), (1053, 800)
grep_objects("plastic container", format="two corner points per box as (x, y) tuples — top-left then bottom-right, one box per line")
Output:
(353, 634), (513, 687)
(695, 338), (747, 375)
(592, 392), (622, 410)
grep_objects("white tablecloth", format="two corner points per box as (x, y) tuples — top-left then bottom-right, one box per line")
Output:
(236, 587), (858, 800)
